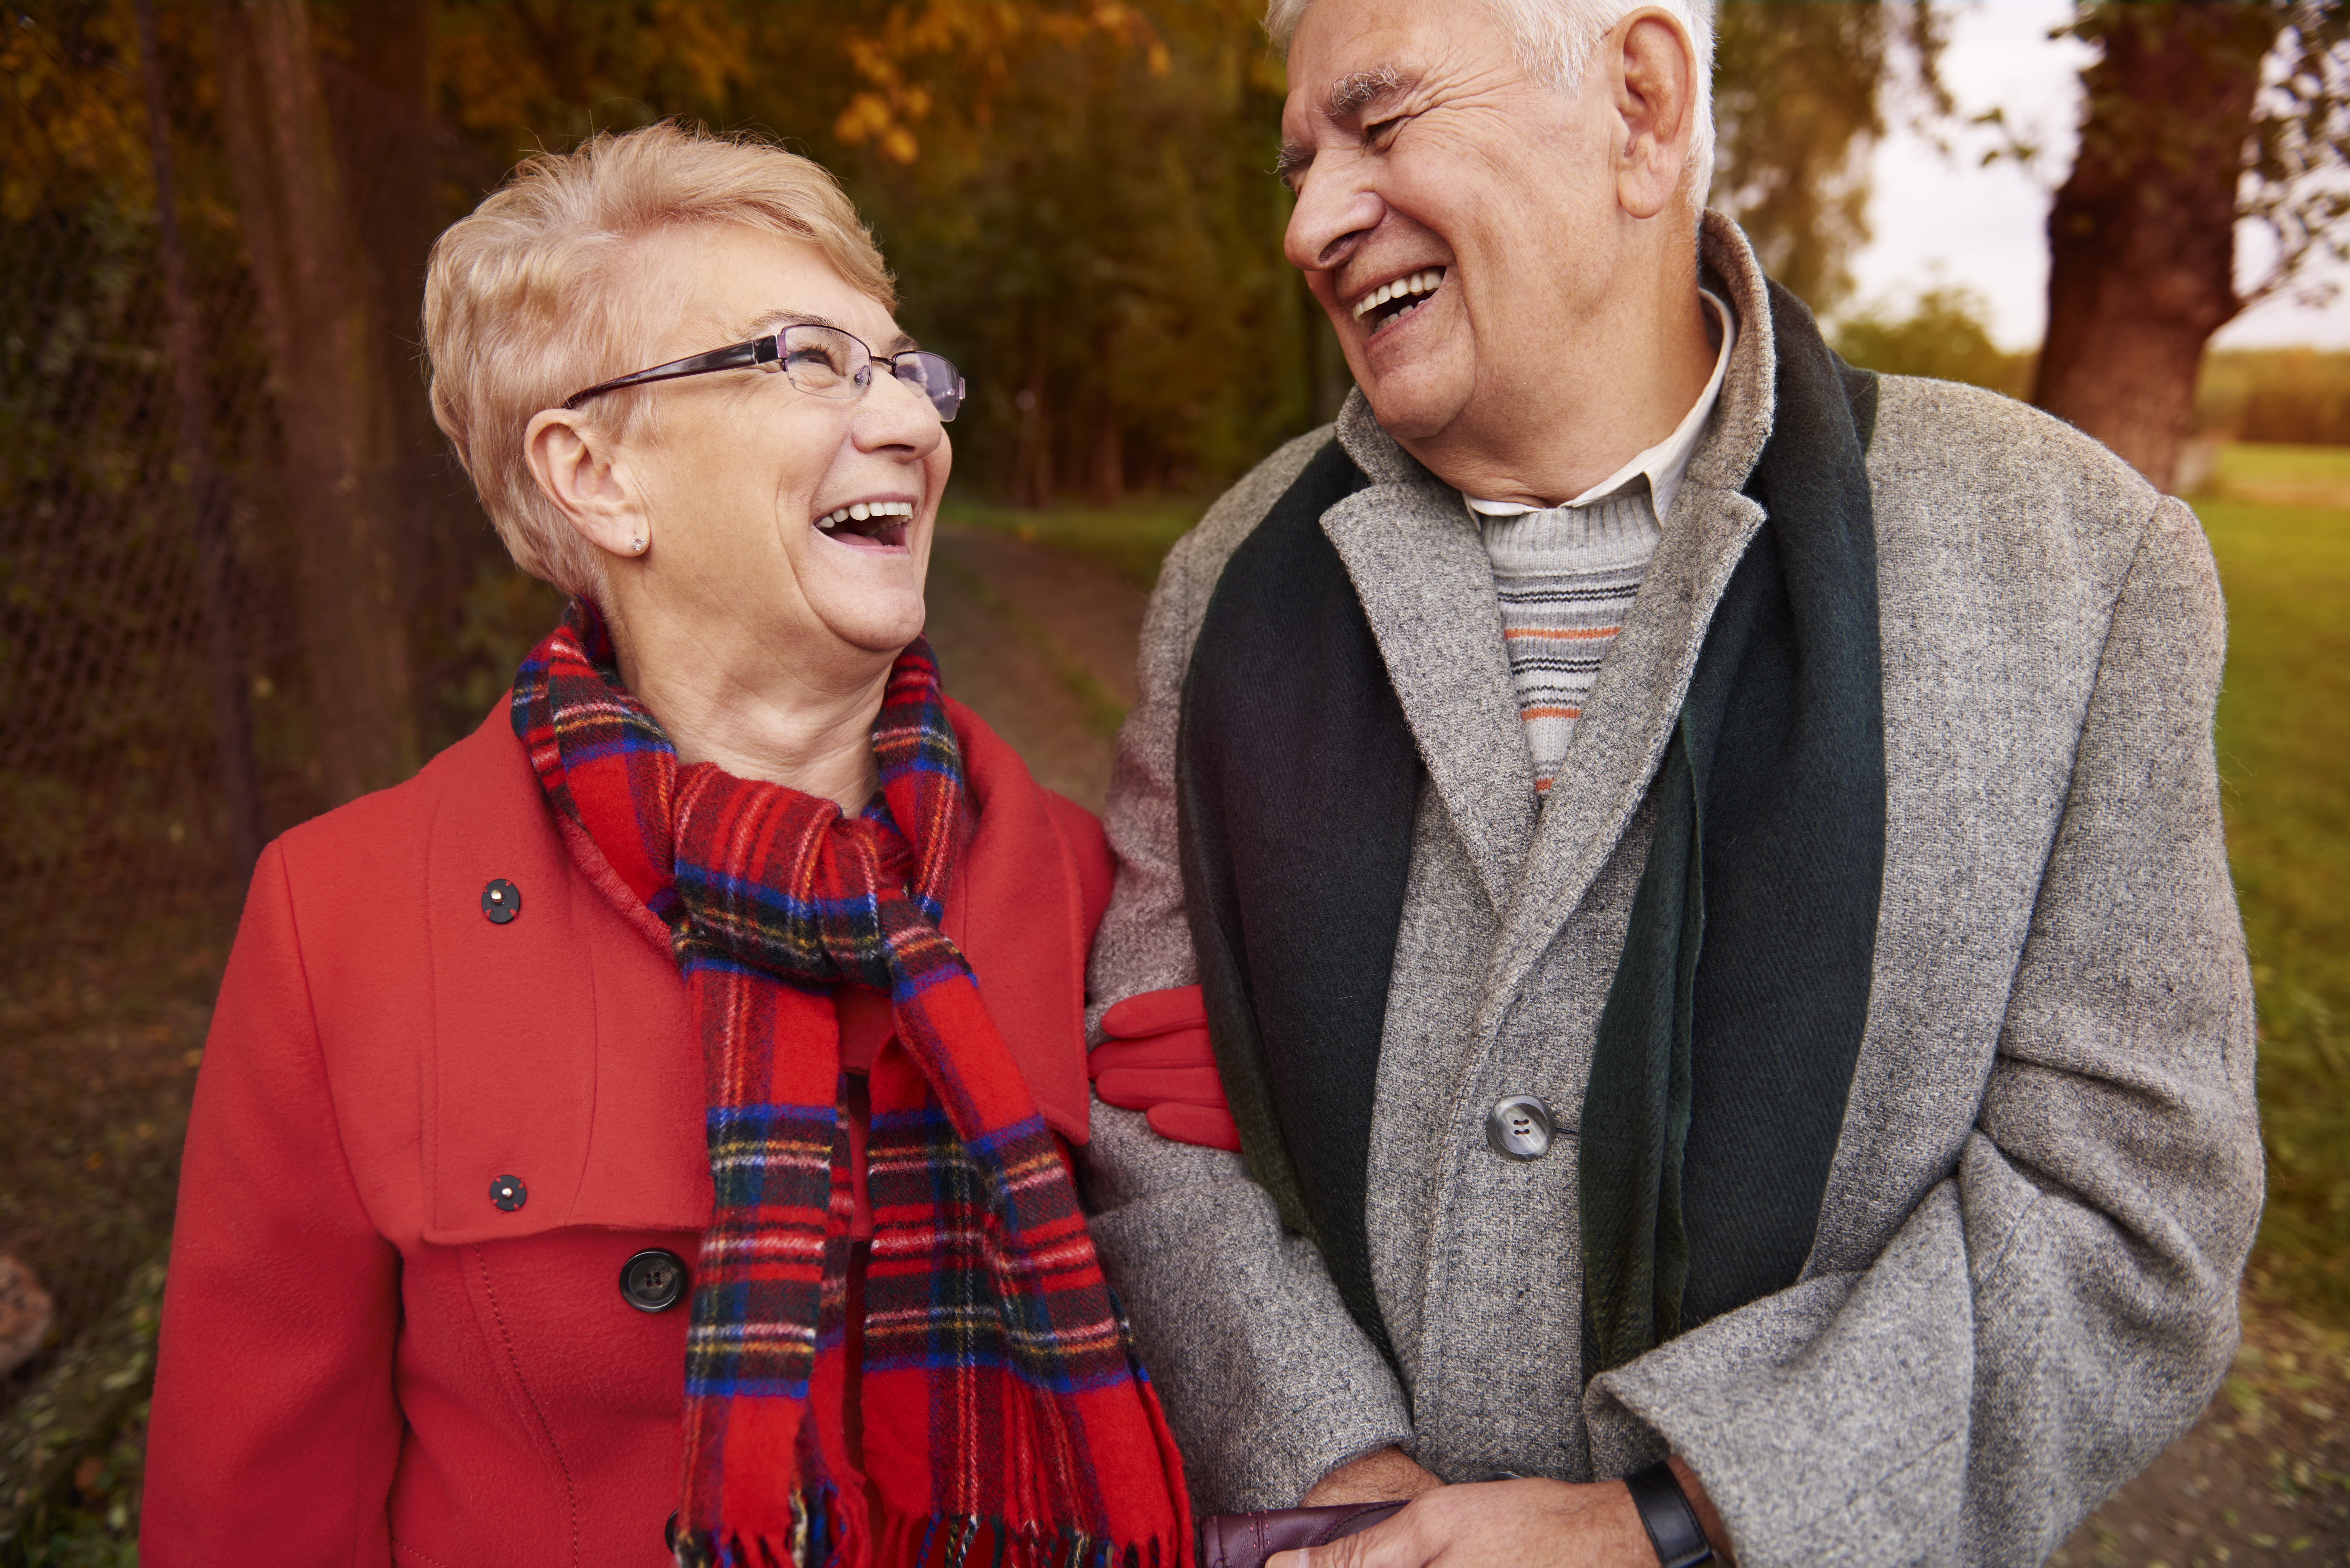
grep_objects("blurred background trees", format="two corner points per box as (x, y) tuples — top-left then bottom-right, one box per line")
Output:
(1708, 0), (1948, 316)
(1, 0), (2343, 835)
(2035, 1), (2350, 491)
(0, 0), (1976, 931)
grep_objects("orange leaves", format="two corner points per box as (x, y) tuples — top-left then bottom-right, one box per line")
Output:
(435, 1), (754, 147)
(649, 0), (754, 107)
(835, 26), (940, 165)
(830, 0), (1168, 164)
(1, 3), (155, 224)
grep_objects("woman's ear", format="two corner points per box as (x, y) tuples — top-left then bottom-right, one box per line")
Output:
(1613, 9), (1697, 222)
(525, 408), (649, 559)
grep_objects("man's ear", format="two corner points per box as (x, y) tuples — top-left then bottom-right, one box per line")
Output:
(1613, 9), (1697, 221)
(524, 408), (646, 559)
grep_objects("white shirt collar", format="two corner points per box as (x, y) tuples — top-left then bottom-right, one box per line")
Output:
(1464, 289), (1735, 528)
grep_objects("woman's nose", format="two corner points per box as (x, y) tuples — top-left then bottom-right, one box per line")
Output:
(851, 370), (946, 457)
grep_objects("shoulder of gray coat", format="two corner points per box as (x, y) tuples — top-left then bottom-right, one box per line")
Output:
(1160, 424), (1337, 597)
(1869, 374), (2164, 556)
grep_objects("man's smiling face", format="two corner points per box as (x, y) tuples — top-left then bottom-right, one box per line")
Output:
(1280, 0), (1625, 453)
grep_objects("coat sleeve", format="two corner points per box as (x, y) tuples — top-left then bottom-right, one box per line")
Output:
(143, 841), (403, 1566)
(1081, 434), (1416, 1513)
(1585, 495), (2264, 1567)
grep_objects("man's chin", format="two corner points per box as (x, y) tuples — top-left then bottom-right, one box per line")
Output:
(1360, 372), (1467, 447)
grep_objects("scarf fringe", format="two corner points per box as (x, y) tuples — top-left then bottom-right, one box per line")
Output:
(677, 1490), (1175, 1568)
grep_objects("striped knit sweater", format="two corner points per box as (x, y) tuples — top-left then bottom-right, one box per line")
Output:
(1470, 291), (1735, 796)
(1476, 490), (1663, 795)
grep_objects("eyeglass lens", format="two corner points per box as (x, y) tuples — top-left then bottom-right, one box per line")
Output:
(776, 325), (963, 422)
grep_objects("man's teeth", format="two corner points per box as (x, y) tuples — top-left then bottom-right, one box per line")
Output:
(815, 499), (916, 531)
(1351, 268), (1446, 322)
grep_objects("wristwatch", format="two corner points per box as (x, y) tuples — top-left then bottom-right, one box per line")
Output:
(1625, 1459), (1717, 1568)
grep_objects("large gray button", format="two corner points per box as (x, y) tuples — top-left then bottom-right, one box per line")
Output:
(1485, 1095), (1556, 1161)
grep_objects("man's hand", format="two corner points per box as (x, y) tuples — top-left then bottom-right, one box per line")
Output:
(1300, 1446), (1444, 1506)
(1269, 1478), (1648, 1567)
(1276, 1456), (1733, 1567)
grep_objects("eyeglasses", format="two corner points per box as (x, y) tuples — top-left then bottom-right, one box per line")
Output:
(561, 322), (966, 421)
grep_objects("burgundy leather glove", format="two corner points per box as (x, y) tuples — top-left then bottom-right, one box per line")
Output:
(1090, 984), (1242, 1152)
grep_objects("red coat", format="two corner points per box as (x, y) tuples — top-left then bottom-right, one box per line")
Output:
(143, 700), (1112, 1567)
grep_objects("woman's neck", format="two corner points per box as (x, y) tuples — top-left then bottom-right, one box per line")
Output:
(602, 599), (891, 812)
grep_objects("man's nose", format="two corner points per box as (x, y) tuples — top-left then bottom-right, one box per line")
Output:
(1284, 175), (1385, 275)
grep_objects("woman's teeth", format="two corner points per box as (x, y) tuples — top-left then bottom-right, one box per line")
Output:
(1352, 268), (1445, 324)
(815, 499), (916, 532)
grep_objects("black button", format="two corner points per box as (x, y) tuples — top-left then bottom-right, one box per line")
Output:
(481, 878), (520, 924)
(666, 1512), (713, 1566)
(620, 1248), (688, 1313)
(489, 1174), (527, 1211)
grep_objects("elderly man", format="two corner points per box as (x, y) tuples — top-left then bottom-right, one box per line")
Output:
(1078, 0), (2263, 1564)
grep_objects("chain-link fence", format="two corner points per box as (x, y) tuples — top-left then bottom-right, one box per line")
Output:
(6, 11), (259, 1430)
(1, 7), (547, 1526)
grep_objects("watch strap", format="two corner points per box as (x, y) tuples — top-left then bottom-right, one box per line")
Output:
(1625, 1459), (1716, 1568)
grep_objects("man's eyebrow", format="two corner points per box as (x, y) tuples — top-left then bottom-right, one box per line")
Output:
(1327, 64), (1407, 119)
(1277, 64), (1411, 187)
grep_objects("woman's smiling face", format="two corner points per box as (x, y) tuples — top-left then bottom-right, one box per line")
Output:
(614, 223), (950, 665)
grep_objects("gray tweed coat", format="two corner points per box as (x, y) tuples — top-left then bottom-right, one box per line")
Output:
(1078, 215), (2261, 1567)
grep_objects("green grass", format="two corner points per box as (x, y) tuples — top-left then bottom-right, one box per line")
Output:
(937, 492), (1209, 591)
(2208, 442), (2350, 510)
(2197, 490), (2350, 1317)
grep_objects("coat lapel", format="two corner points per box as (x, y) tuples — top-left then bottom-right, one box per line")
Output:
(1487, 215), (1784, 1014)
(1326, 396), (1539, 912)
(419, 708), (709, 1248)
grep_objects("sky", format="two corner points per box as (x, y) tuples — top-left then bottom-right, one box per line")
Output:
(1844, 0), (2350, 352)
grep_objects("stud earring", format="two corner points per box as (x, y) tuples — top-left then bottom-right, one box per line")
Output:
(630, 535), (646, 555)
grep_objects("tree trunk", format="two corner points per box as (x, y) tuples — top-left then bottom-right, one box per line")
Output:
(1086, 390), (1123, 505)
(214, 0), (418, 805)
(1012, 321), (1054, 510)
(327, 0), (479, 746)
(2032, 4), (2282, 493)
(136, 0), (264, 879)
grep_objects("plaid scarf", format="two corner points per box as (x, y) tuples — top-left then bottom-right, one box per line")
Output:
(513, 601), (1192, 1568)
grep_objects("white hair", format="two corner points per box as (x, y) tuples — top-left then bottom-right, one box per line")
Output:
(1265, 0), (1717, 210)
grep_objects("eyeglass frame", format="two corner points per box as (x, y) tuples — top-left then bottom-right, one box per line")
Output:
(559, 321), (967, 422)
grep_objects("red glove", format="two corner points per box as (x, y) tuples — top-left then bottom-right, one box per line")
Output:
(1091, 984), (1241, 1152)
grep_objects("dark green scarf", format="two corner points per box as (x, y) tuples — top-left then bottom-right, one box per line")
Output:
(1176, 279), (1883, 1376)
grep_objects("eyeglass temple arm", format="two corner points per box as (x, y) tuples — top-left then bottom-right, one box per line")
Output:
(561, 337), (777, 410)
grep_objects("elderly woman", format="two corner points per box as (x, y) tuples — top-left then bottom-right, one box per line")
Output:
(143, 124), (1189, 1568)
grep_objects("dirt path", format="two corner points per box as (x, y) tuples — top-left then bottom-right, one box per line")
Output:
(924, 523), (1144, 813)
(2052, 1288), (2349, 1567)
(927, 523), (2350, 1567)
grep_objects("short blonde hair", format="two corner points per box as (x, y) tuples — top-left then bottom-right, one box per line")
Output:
(425, 123), (894, 598)
(1265, 0), (1717, 210)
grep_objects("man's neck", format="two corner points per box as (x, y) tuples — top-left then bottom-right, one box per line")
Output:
(1401, 255), (1718, 509)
